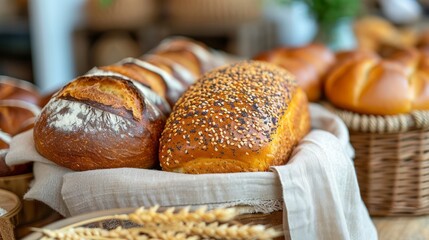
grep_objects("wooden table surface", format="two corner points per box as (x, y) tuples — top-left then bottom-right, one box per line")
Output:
(373, 216), (429, 240)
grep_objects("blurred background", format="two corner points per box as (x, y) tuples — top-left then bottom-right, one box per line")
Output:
(0, 0), (427, 93)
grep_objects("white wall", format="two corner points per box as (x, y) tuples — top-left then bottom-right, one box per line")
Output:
(30, 0), (86, 93)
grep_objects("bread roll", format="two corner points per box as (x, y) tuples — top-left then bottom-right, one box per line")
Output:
(325, 48), (429, 115)
(159, 61), (310, 173)
(253, 44), (335, 101)
(34, 74), (166, 171)
(0, 100), (41, 135)
(0, 76), (41, 105)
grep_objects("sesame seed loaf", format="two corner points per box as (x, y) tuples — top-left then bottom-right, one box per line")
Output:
(159, 61), (310, 173)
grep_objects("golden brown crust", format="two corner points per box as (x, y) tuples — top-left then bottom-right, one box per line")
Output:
(58, 75), (144, 121)
(325, 48), (429, 115)
(100, 64), (168, 99)
(253, 44), (335, 101)
(154, 51), (201, 77)
(142, 54), (196, 88)
(34, 76), (166, 171)
(153, 37), (217, 76)
(159, 61), (310, 173)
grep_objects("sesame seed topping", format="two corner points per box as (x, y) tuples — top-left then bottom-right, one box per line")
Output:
(159, 61), (296, 165)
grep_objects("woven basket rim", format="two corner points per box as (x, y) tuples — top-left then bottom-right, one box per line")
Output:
(322, 102), (429, 133)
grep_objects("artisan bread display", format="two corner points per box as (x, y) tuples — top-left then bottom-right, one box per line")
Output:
(159, 61), (310, 173)
(325, 47), (429, 115)
(33, 37), (226, 171)
(253, 44), (335, 102)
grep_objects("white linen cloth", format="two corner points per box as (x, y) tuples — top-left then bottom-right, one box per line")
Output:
(6, 104), (377, 240)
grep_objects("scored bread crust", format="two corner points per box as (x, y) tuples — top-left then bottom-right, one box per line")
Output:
(34, 75), (166, 171)
(159, 61), (310, 173)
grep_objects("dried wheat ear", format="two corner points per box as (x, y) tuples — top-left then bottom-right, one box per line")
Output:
(33, 205), (283, 240)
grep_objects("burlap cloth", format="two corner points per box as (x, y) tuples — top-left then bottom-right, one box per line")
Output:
(6, 104), (376, 240)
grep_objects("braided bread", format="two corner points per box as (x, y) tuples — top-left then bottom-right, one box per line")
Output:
(325, 47), (429, 115)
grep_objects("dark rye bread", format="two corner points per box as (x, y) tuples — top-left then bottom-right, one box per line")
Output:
(159, 61), (310, 173)
(34, 75), (166, 171)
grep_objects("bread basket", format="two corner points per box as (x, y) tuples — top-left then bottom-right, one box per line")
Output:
(0, 189), (21, 240)
(324, 103), (429, 216)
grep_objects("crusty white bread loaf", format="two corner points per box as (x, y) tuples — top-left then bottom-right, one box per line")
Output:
(34, 74), (167, 171)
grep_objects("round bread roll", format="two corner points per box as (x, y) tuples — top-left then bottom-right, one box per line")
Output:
(325, 48), (429, 115)
(34, 75), (166, 171)
(0, 100), (41, 136)
(0, 76), (41, 105)
(159, 61), (310, 173)
(253, 44), (335, 102)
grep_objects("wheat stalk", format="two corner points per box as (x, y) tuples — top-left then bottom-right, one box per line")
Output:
(128, 205), (238, 226)
(35, 206), (283, 240)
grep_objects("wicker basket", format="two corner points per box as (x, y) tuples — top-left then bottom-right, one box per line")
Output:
(325, 103), (429, 216)
(0, 173), (54, 225)
(0, 189), (21, 240)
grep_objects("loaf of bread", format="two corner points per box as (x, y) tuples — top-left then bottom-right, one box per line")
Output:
(151, 37), (220, 77)
(159, 61), (310, 173)
(253, 44), (335, 101)
(0, 130), (32, 177)
(0, 100), (39, 177)
(34, 74), (167, 171)
(0, 76), (41, 105)
(325, 47), (429, 115)
(354, 16), (417, 51)
(0, 100), (41, 136)
(95, 58), (185, 106)
(141, 54), (196, 89)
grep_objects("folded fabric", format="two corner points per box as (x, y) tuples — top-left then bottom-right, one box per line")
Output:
(6, 104), (376, 239)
